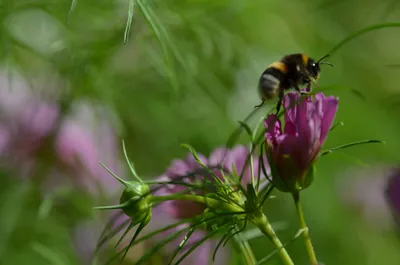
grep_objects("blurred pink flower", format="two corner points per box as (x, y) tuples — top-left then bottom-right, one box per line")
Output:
(387, 168), (400, 220)
(157, 145), (266, 219)
(337, 165), (396, 230)
(55, 99), (123, 197)
(264, 92), (338, 192)
(0, 70), (59, 164)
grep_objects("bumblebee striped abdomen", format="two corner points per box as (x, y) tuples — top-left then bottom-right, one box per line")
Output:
(256, 53), (330, 113)
(258, 62), (288, 100)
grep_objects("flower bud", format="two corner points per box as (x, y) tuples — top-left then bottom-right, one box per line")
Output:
(264, 92), (338, 192)
(120, 182), (152, 221)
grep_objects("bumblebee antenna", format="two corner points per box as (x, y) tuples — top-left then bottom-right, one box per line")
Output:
(317, 54), (330, 64)
(320, 62), (334, 67)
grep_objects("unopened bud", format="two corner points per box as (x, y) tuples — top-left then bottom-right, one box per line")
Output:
(120, 182), (151, 220)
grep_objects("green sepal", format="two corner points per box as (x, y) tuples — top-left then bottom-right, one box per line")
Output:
(244, 183), (259, 213)
(300, 163), (316, 190)
(265, 144), (292, 193)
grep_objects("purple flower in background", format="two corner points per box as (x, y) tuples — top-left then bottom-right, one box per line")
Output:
(0, 70), (59, 164)
(55, 99), (123, 197)
(157, 145), (267, 219)
(386, 168), (400, 227)
(264, 92), (338, 192)
(337, 166), (396, 230)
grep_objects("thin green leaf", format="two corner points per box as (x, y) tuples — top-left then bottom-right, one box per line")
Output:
(115, 221), (136, 249)
(124, 0), (135, 45)
(181, 144), (223, 185)
(168, 227), (197, 265)
(238, 121), (253, 142)
(120, 214), (149, 263)
(136, 0), (179, 93)
(222, 219), (247, 247)
(212, 223), (237, 262)
(173, 224), (230, 265)
(132, 227), (187, 265)
(259, 184), (274, 207)
(329, 23), (400, 56)
(66, 0), (77, 23)
(321, 140), (386, 157)
(95, 211), (129, 253)
(255, 229), (305, 265)
(93, 197), (139, 210)
(108, 215), (223, 265)
(221, 106), (264, 167)
(99, 161), (131, 187)
(232, 223), (256, 265)
(122, 140), (143, 183)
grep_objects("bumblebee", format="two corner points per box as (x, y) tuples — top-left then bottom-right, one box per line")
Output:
(257, 53), (332, 113)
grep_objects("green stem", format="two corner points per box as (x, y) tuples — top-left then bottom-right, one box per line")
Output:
(234, 233), (257, 265)
(253, 213), (294, 265)
(292, 192), (318, 265)
(150, 194), (243, 213)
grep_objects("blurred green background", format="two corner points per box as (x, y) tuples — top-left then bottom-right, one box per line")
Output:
(1, 0), (400, 264)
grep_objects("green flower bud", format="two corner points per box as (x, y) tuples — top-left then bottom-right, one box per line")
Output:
(120, 182), (151, 220)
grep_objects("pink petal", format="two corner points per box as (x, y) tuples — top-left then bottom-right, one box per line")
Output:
(294, 96), (314, 149)
(185, 152), (208, 169)
(167, 159), (191, 178)
(208, 147), (228, 166)
(283, 92), (299, 124)
(315, 93), (339, 144)
(264, 114), (282, 145)
(225, 145), (249, 174)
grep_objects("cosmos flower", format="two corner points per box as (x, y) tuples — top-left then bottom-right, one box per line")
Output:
(0, 70), (59, 165)
(156, 145), (268, 219)
(264, 92), (338, 192)
(55, 99), (123, 197)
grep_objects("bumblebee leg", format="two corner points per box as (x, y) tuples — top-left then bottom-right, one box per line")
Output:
(275, 88), (284, 115)
(290, 80), (302, 94)
(254, 100), (265, 108)
(305, 82), (312, 93)
(303, 82), (312, 102)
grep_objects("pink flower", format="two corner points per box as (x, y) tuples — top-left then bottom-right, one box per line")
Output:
(337, 166), (396, 231)
(0, 70), (59, 164)
(156, 145), (267, 219)
(386, 168), (400, 228)
(265, 92), (338, 192)
(55, 100), (122, 197)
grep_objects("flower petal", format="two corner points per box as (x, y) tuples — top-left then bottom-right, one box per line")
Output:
(283, 92), (299, 124)
(225, 145), (249, 175)
(208, 147), (228, 166)
(264, 114), (282, 145)
(166, 159), (191, 178)
(315, 93), (339, 144)
(185, 152), (208, 170)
